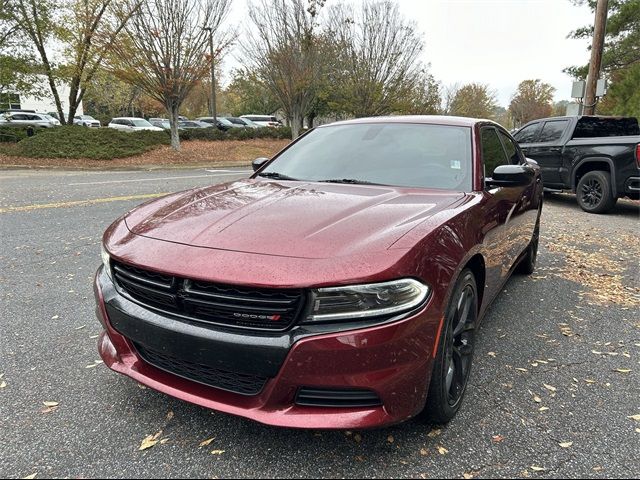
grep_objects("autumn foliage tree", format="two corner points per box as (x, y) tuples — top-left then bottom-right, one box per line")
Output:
(509, 79), (555, 126)
(448, 83), (498, 119)
(110, 0), (232, 150)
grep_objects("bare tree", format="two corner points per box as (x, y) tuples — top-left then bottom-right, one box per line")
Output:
(9, 0), (142, 123)
(326, 0), (425, 117)
(110, 0), (232, 150)
(245, 0), (326, 139)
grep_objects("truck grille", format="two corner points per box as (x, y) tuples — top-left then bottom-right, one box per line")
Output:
(135, 343), (268, 395)
(111, 261), (305, 331)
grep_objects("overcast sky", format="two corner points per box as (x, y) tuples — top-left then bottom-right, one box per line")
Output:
(224, 0), (595, 107)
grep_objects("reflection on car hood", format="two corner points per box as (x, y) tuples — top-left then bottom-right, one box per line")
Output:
(124, 180), (464, 259)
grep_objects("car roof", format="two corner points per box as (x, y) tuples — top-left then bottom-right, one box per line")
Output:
(324, 115), (492, 128)
(111, 117), (147, 120)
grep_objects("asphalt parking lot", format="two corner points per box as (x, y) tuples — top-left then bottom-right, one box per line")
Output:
(1, 168), (638, 479)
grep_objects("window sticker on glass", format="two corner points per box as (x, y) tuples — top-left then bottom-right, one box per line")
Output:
(450, 160), (461, 170)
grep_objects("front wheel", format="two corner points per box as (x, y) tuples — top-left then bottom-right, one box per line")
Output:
(423, 269), (477, 423)
(517, 215), (540, 275)
(576, 170), (617, 214)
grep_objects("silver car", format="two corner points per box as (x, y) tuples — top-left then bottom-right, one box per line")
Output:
(0, 112), (60, 128)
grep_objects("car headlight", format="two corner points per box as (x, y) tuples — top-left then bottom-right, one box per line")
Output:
(305, 278), (430, 323)
(101, 244), (112, 278)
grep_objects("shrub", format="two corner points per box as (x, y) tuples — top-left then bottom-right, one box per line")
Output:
(15, 126), (169, 159)
(180, 126), (292, 141)
(0, 126), (44, 143)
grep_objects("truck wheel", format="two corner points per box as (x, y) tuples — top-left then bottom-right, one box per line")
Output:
(576, 171), (617, 214)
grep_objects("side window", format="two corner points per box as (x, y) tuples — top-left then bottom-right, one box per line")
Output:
(514, 123), (540, 143)
(12, 114), (26, 120)
(481, 127), (508, 178)
(538, 120), (569, 143)
(498, 130), (522, 165)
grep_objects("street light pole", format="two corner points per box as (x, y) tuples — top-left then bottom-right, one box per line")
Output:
(203, 26), (217, 121)
(583, 0), (608, 115)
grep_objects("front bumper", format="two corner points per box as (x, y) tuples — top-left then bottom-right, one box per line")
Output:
(94, 267), (441, 429)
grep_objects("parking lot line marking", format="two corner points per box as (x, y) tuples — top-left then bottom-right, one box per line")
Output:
(0, 192), (170, 214)
(68, 172), (249, 186)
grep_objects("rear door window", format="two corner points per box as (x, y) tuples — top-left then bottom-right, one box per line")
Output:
(538, 120), (569, 143)
(514, 123), (540, 143)
(573, 117), (640, 137)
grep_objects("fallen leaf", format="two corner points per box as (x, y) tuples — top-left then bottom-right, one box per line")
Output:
(0, 381), (6, 389)
(210, 449), (225, 455)
(387, 435), (394, 444)
(355, 455), (365, 462)
(51, 315), (59, 320)
(533, 395), (542, 403)
(43, 401), (59, 407)
(463, 474), (474, 479)
(585, 379), (596, 384)
(23, 474), (37, 480)
(488, 352), (496, 357)
(427, 428), (442, 438)
(559, 442), (573, 448)
(437, 446), (448, 455)
(530, 466), (546, 472)
(420, 448), (429, 456)
(139, 431), (162, 451)
(160, 438), (169, 445)
(75, 325), (86, 330)
(539, 407), (550, 412)
(614, 368), (631, 374)
(166, 411), (174, 421)
(354, 433), (362, 443)
(491, 435), (505, 443)
(516, 368), (528, 372)
(628, 414), (640, 422)
(199, 438), (215, 447)
(543, 384), (557, 393)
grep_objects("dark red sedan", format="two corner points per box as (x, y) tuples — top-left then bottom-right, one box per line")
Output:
(95, 116), (543, 429)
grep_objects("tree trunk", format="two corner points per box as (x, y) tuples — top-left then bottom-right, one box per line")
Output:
(168, 104), (181, 151)
(307, 112), (316, 129)
(291, 106), (302, 139)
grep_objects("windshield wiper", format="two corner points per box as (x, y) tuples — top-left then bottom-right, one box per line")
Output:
(257, 172), (299, 181)
(318, 178), (384, 185)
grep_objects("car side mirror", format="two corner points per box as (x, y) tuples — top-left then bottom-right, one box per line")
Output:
(252, 157), (270, 172)
(486, 164), (535, 188)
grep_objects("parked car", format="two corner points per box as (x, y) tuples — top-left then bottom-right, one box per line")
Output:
(108, 117), (164, 132)
(96, 116), (543, 429)
(240, 114), (282, 127)
(73, 115), (101, 128)
(196, 116), (233, 131)
(0, 112), (60, 128)
(514, 115), (640, 213)
(149, 120), (172, 130)
(224, 116), (261, 129)
(178, 120), (209, 129)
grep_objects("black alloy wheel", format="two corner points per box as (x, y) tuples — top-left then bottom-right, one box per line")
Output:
(423, 269), (478, 423)
(576, 170), (616, 214)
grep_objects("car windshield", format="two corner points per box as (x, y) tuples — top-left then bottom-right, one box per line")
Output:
(261, 123), (473, 191)
(218, 118), (233, 126)
(131, 119), (153, 127)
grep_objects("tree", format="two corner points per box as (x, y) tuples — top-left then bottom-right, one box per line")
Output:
(449, 83), (498, 119)
(9, 0), (142, 123)
(245, 0), (326, 139)
(508, 79), (555, 126)
(222, 69), (280, 117)
(566, 0), (639, 116)
(326, 0), (425, 118)
(392, 70), (441, 115)
(110, 0), (232, 150)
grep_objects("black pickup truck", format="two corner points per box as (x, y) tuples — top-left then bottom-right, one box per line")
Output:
(514, 116), (640, 213)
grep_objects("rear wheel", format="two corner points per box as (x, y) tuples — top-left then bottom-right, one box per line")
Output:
(423, 269), (477, 423)
(576, 170), (617, 214)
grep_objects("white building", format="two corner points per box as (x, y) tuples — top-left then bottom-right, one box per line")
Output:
(1, 80), (83, 117)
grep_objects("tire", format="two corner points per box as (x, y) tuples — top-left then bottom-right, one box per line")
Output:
(516, 213), (540, 275)
(423, 268), (478, 423)
(576, 170), (617, 214)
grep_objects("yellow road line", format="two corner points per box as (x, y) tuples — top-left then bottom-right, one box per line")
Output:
(0, 192), (169, 214)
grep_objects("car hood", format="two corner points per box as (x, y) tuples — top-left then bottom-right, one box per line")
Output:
(124, 180), (464, 259)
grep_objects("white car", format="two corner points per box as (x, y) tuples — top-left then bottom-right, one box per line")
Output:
(74, 115), (101, 128)
(240, 115), (283, 128)
(0, 112), (60, 128)
(108, 117), (164, 132)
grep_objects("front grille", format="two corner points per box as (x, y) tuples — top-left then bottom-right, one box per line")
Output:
(112, 261), (305, 331)
(135, 343), (269, 395)
(295, 387), (383, 408)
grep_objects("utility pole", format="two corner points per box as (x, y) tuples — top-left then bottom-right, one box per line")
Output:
(583, 0), (608, 115)
(203, 26), (217, 121)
